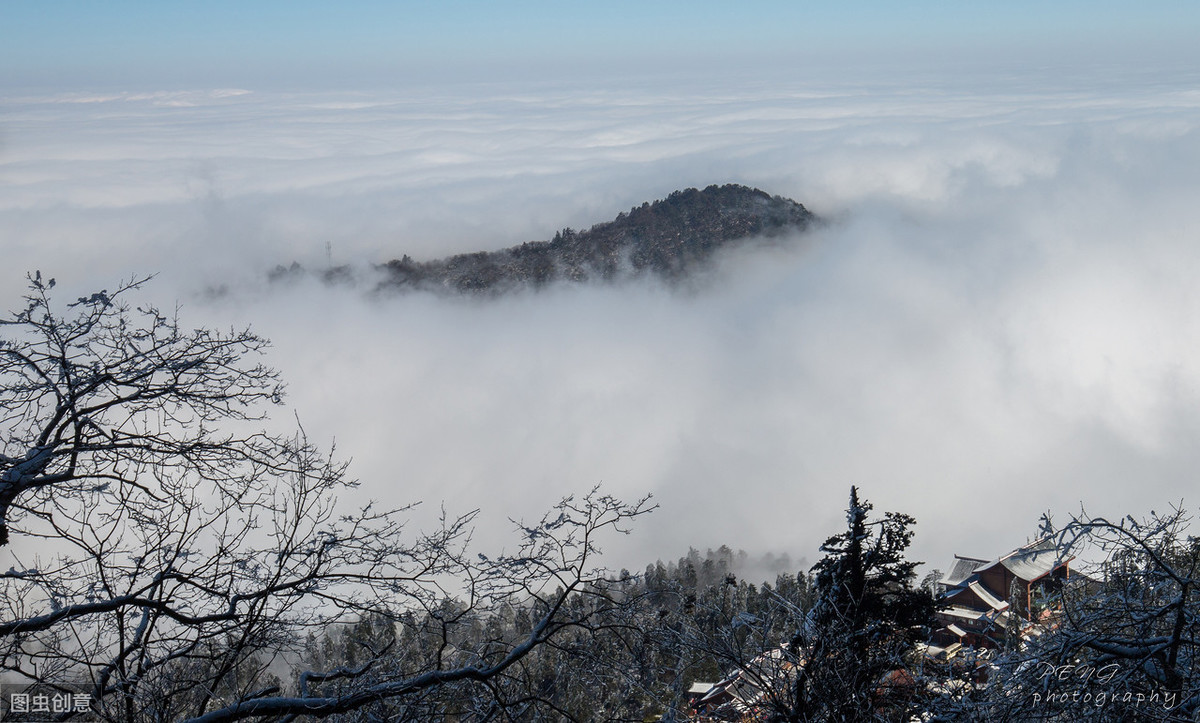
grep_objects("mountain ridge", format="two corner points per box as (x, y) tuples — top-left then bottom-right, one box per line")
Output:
(377, 184), (816, 293)
(267, 185), (817, 293)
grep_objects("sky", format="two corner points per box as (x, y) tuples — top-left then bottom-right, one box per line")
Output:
(4, 3), (1200, 578)
(4, 2), (1200, 89)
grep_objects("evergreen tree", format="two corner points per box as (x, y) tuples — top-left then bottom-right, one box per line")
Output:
(782, 486), (935, 722)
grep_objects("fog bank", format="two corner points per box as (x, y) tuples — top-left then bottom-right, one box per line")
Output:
(4, 72), (1200, 574)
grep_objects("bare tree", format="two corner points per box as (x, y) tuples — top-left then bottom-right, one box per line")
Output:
(0, 274), (652, 721)
(971, 506), (1199, 722)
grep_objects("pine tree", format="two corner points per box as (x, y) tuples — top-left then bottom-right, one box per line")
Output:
(782, 486), (935, 721)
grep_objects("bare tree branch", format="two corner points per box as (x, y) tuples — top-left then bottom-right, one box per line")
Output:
(0, 276), (654, 722)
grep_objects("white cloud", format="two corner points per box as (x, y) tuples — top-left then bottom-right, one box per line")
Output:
(4, 72), (1200, 574)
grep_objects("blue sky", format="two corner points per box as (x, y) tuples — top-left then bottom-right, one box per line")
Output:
(5, 1), (1199, 89)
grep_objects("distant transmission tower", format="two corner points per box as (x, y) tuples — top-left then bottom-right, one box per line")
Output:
(325, 241), (332, 269)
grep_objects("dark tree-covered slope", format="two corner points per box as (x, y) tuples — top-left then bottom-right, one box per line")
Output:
(377, 184), (816, 294)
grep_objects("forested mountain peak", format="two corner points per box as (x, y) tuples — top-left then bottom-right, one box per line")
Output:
(375, 184), (816, 294)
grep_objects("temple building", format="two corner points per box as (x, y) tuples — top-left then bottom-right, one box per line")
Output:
(930, 537), (1073, 655)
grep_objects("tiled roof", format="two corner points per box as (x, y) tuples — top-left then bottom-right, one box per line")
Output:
(978, 537), (1068, 583)
(943, 555), (989, 586)
(968, 580), (1010, 611)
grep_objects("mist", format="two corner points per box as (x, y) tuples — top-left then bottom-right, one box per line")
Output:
(4, 70), (1200, 576)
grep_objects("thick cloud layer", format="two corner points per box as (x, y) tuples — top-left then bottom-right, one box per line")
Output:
(4, 72), (1200, 574)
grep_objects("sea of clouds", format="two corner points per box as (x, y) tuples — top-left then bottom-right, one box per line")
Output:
(4, 69), (1200, 576)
